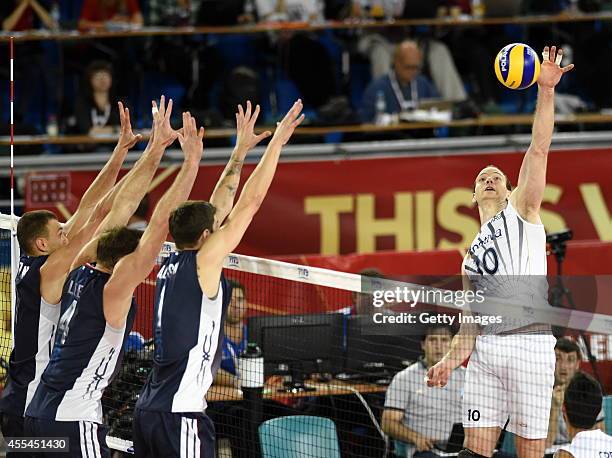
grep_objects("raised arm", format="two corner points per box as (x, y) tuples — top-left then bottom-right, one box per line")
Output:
(70, 96), (177, 270)
(103, 112), (204, 329)
(201, 101), (303, 260)
(209, 101), (271, 231)
(63, 102), (141, 237)
(509, 46), (573, 224)
(196, 101), (304, 297)
(426, 266), (478, 388)
(3, 0), (30, 31)
(29, 0), (58, 29)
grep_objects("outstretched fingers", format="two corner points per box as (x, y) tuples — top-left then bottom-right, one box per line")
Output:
(292, 114), (305, 129)
(245, 100), (252, 121)
(255, 130), (272, 142)
(164, 98), (173, 123)
(250, 103), (261, 126)
(562, 63), (575, 73)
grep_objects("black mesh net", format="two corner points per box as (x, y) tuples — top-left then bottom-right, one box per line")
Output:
(0, 220), (610, 458)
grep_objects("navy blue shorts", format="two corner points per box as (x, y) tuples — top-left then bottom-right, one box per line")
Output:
(1, 413), (25, 458)
(133, 408), (215, 458)
(23, 416), (110, 458)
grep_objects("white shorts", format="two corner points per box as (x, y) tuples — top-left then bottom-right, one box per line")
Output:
(462, 334), (556, 439)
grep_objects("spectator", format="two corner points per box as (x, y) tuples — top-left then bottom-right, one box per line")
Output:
(255, 0), (322, 22)
(1, 0), (57, 31)
(78, 0), (143, 30)
(73, 60), (121, 136)
(547, 338), (606, 447)
(1, 0), (59, 131)
(127, 195), (150, 231)
(351, 1), (466, 103)
(360, 40), (438, 123)
(554, 372), (612, 458)
(148, 0), (199, 26)
(215, 279), (248, 388)
(337, 268), (387, 316)
(382, 322), (464, 458)
(254, 0), (339, 112)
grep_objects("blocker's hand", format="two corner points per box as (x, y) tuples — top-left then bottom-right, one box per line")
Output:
(116, 101), (142, 150)
(270, 99), (305, 146)
(176, 112), (204, 163)
(538, 45), (574, 89)
(235, 101), (271, 157)
(151, 95), (178, 149)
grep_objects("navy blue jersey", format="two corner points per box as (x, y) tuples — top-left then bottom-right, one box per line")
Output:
(136, 250), (231, 413)
(0, 255), (60, 416)
(25, 265), (136, 423)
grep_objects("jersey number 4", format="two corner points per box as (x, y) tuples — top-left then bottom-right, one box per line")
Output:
(57, 300), (78, 346)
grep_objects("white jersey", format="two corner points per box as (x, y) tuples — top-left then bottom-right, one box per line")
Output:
(559, 429), (612, 458)
(463, 201), (549, 334)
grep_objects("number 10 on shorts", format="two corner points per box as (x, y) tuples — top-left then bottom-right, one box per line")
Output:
(467, 409), (481, 421)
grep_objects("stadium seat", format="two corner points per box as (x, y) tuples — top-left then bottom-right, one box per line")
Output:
(500, 431), (517, 456)
(394, 439), (408, 457)
(258, 415), (341, 458)
(604, 395), (612, 434)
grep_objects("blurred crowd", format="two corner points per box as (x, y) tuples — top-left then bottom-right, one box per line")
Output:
(2, 0), (612, 153)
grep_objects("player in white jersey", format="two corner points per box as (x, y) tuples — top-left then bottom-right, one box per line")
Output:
(426, 45), (574, 458)
(555, 372), (612, 458)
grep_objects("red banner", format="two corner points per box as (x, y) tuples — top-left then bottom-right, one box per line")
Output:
(31, 147), (612, 257)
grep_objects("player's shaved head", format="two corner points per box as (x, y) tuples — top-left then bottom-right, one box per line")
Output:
(393, 40), (422, 85)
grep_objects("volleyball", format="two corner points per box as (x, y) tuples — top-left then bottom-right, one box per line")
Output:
(494, 43), (541, 90)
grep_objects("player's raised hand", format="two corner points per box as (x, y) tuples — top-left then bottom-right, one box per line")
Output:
(235, 101), (271, 158)
(151, 95), (178, 148)
(426, 359), (452, 388)
(538, 45), (574, 89)
(270, 99), (305, 146)
(117, 101), (142, 150)
(176, 112), (204, 164)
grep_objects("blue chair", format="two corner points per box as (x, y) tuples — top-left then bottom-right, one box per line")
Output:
(500, 431), (517, 456)
(258, 415), (341, 458)
(604, 395), (612, 434)
(394, 439), (408, 457)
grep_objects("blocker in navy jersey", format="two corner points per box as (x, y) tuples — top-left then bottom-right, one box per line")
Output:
(25, 265), (136, 424)
(0, 255), (60, 420)
(136, 250), (230, 414)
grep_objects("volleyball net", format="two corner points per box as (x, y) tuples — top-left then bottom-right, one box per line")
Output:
(0, 215), (610, 457)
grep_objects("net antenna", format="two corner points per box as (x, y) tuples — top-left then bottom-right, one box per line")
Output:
(9, 36), (18, 346)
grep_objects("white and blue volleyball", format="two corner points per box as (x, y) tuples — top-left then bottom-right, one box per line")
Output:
(494, 43), (540, 90)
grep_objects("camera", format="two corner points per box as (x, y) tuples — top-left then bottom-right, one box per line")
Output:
(546, 229), (573, 245)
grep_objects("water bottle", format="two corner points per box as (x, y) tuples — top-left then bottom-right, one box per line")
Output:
(471, 0), (485, 18)
(375, 91), (387, 125)
(46, 115), (59, 137)
(238, 343), (264, 389)
(50, 1), (60, 29)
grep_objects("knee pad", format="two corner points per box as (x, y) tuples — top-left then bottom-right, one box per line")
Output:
(458, 448), (489, 458)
